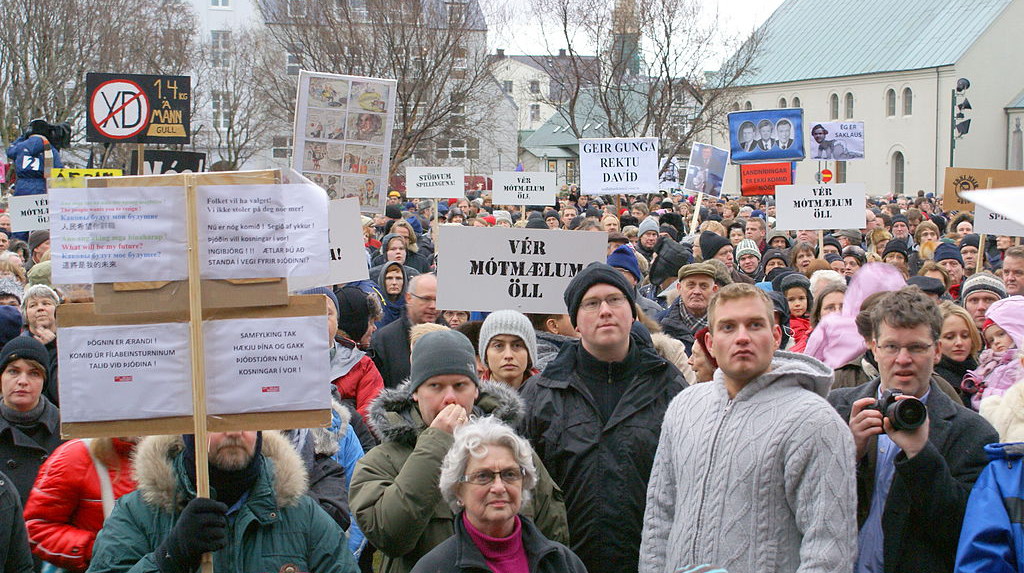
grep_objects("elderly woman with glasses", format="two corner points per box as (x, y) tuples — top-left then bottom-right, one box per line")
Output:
(411, 416), (585, 573)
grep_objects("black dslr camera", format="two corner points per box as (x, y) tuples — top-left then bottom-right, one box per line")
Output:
(24, 118), (72, 150)
(868, 389), (927, 431)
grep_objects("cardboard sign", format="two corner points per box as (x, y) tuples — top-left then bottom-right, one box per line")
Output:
(961, 187), (1024, 232)
(728, 109), (805, 164)
(129, 150), (207, 175)
(491, 171), (556, 205)
(808, 121), (864, 160)
(774, 183), (867, 231)
(942, 167), (1024, 212)
(289, 197), (369, 290)
(49, 185), (190, 283)
(86, 73), (191, 144)
(405, 166), (465, 198)
(292, 71), (397, 214)
(740, 163), (793, 196)
(579, 137), (659, 195)
(682, 142), (729, 197)
(436, 226), (606, 314)
(8, 194), (51, 232)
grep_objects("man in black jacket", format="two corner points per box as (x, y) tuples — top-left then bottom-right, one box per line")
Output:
(370, 273), (438, 388)
(520, 263), (687, 573)
(827, 287), (997, 573)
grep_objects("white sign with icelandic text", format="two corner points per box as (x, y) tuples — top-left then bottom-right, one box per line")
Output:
(774, 183), (867, 231)
(406, 166), (464, 199)
(8, 194), (50, 232)
(579, 137), (659, 196)
(289, 197), (369, 290)
(491, 172), (556, 205)
(961, 187), (1024, 236)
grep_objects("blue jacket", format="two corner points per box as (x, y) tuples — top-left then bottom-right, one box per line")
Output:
(5, 135), (63, 195)
(956, 442), (1024, 572)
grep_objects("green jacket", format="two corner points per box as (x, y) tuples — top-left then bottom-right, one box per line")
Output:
(351, 380), (568, 573)
(86, 432), (357, 573)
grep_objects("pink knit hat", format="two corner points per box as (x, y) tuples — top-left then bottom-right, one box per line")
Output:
(986, 295), (1024, 348)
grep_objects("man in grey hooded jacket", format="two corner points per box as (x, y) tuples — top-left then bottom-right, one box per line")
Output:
(640, 283), (857, 573)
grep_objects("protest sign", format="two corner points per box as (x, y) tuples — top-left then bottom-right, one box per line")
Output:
(579, 137), (659, 195)
(48, 168), (123, 190)
(49, 185), (189, 284)
(491, 171), (556, 205)
(405, 166), (465, 198)
(8, 194), (51, 232)
(740, 163), (793, 196)
(59, 323), (193, 423)
(289, 197), (368, 290)
(774, 183), (866, 231)
(728, 109), (805, 164)
(292, 71), (397, 213)
(436, 226), (605, 314)
(86, 73), (191, 144)
(808, 121), (864, 160)
(197, 183), (329, 280)
(204, 314), (330, 415)
(682, 143), (729, 197)
(961, 187), (1024, 232)
(942, 167), (1024, 212)
(129, 149), (207, 175)
(658, 156), (681, 191)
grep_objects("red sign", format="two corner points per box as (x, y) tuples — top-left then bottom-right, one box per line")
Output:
(740, 163), (794, 196)
(821, 169), (833, 183)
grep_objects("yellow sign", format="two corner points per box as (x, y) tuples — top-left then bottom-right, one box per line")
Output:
(49, 168), (122, 189)
(943, 167), (1024, 212)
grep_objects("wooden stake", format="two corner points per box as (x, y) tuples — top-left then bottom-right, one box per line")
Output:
(136, 144), (146, 176)
(689, 192), (704, 235)
(818, 229), (825, 255)
(976, 233), (986, 275)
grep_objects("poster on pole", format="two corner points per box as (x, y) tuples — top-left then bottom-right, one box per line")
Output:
(129, 150), (207, 175)
(774, 183), (867, 231)
(961, 187), (1024, 234)
(85, 73), (191, 144)
(436, 226), (606, 314)
(292, 71), (397, 214)
(807, 121), (864, 160)
(490, 171), (556, 205)
(740, 163), (794, 196)
(728, 109), (805, 164)
(578, 137), (659, 195)
(405, 166), (465, 199)
(682, 143), (729, 197)
(289, 197), (369, 290)
(942, 167), (1024, 212)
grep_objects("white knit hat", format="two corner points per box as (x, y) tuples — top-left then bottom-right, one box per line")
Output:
(736, 239), (761, 260)
(478, 310), (538, 368)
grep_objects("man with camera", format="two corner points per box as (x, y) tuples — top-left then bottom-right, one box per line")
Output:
(827, 287), (997, 573)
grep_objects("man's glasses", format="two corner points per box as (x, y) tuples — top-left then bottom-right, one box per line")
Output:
(409, 292), (436, 304)
(873, 341), (934, 357)
(579, 293), (628, 313)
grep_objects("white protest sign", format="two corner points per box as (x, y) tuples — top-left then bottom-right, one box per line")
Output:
(491, 171), (556, 205)
(436, 226), (606, 314)
(198, 183), (329, 280)
(405, 166), (464, 199)
(290, 197), (369, 290)
(8, 194), (50, 232)
(58, 323), (193, 423)
(773, 183), (867, 231)
(49, 185), (189, 284)
(578, 137), (659, 195)
(809, 121), (865, 160)
(204, 315), (330, 415)
(961, 187), (1024, 236)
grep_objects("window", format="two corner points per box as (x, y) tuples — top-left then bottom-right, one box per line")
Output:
(730, 102), (740, 111)
(272, 136), (293, 159)
(211, 0), (230, 6)
(287, 0), (305, 18)
(886, 89), (896, 117)
(902, 87), (913, 115)
(285, 49), (301, 75)
(210, 30), (231, 68)
(744, 101), (752, 110)
(836, 161), (847, 184)
(437, 137), (479, 159)
(529, 104), (540, 122)
(778, 97), (787, 108)
(566, 160), (577, 183)
(450, 99), (465, 127)
(792, 96), (801, 108)
(547, 159), (557, 172)
(211, 91), (230, 130)
(829, 93), (839, 120)
(529, 80), (541, 94)
(446, 1), (466, 24)
(844, 92), (854, 119)
(892, 151), (905, 195)
(452, 47), (467, 79)
(502, 80), (513, 94)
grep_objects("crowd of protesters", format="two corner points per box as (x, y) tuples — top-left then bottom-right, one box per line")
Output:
(0, 183), (1023, 573)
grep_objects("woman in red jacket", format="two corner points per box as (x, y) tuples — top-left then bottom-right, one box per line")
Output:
(23, 437), (137, 572)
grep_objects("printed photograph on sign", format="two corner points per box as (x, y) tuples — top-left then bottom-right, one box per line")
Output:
(350, 81), (390, 113)
(343, 144), (383, 175)
(808, 121), (864, 160)
(728, 109), (805, 164)
(309, 77), (349, 107)
(682, 143), (729, 197)
(346, 112), (386, 143)
(305, 108), (346, 140)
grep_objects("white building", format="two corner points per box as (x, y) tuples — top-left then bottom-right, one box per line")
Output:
(714, 0), (1024, 198)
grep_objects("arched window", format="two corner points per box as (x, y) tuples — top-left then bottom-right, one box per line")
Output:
(892, 151), (905, 195)
(829, 93), (839, 120)
(779, 97), (787, 108)
(792, 96), (801, 108)
(902, 87), (913, 115)
(886, 89), (897, 117)
(730, 102), (740, 111)
(844, 92), (854, 119)
(744, 101), (752, 110)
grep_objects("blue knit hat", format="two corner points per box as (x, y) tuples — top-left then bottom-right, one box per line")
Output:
(933, 242), (964, 267)
(607, 245), (642, 283)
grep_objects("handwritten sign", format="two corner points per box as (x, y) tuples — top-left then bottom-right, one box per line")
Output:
(579, 137), (659, 195)
(491, 171), (556, 205)
(774, 183), (866, 231)
(405, 166), (465, 198)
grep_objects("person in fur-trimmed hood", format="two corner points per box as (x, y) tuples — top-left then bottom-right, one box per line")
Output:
(349, 329), (568, 573)
(87, 431), (357, 573)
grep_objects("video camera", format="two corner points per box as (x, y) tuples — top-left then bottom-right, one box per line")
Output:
(867, 389), (927, 432)
(24, 118), (71, 150)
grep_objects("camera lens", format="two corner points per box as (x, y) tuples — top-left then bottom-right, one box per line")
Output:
(889, 399), (926, 431)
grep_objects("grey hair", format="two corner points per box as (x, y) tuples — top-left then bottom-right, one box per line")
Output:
(439, 416), (537, 513)
(22, 284), (60, 323)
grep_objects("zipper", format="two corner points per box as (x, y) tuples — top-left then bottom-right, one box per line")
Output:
(689, 397), (734, 562)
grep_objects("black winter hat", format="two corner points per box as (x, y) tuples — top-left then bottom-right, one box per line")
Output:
(699, 231), (731, 261)
(336, 286), (371, 342)
(649, 237), (694, 288)
(960, 233), (981, 251)
(0, 336), (49, 383)
(385, 204), (402, 220)
(821, 236), (842, 253)
(563, 262), (637, 326)
(881, 241), (909, 262)
(525, 218), (548, 229)
(659, 224), (679, 241)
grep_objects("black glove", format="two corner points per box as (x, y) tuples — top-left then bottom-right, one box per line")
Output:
(155, 497), (228, 573)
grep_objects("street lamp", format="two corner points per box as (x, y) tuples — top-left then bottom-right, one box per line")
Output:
(950, 78), (972, 167)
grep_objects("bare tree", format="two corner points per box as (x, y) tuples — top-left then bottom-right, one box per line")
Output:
(252, 0), (507, 179)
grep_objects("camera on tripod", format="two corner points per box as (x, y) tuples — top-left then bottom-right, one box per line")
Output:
(24, 118), (71, 150)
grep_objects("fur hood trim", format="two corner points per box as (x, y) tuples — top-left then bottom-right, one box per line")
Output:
(132, 431), (308, 513)
(310, 399), (351, 457)
(368, 378), (523, 447)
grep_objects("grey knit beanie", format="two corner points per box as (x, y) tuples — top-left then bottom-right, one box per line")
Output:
(409, 329), (479, 392)
(638, 216), (660, 237)
(477, 310), (538, 368)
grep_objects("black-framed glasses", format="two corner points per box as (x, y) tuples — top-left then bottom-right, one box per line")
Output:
(459, 467), (525, 486)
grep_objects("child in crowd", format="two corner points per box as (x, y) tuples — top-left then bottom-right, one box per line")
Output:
(962, 296), (1024, 411)
(779, 273), (813, 353)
